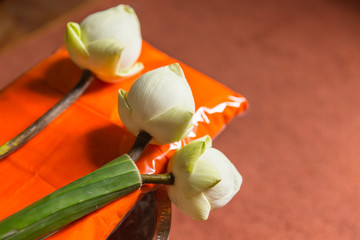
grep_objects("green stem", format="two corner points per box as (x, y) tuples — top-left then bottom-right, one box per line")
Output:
(141, 173), (174, 185)
(0, 69), (94, 160)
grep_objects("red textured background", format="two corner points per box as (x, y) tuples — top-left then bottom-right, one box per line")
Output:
(1, 0), (360, 239)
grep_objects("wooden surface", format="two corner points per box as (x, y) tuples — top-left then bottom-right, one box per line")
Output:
(1, 0), (360, 239)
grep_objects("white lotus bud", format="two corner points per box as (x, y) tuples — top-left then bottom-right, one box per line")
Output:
(65, 4), (143, 82)
(167, 136), (242, 221)
(118, 63), (195, 144)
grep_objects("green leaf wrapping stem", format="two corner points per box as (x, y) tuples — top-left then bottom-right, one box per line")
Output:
(0, 155), (141, 240)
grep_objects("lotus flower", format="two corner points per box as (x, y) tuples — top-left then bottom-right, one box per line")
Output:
(167, 136), (242, 220)
(118, 63), (195, 144)
(65, 4), (143, 82)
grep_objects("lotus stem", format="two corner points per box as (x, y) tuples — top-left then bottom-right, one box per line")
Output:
(0, 69), (94, 160)
(128, 130), (152, 162)
(141, 173), (174, 185)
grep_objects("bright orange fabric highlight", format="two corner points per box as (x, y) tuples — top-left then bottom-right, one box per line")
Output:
(0, 42), (247, 239)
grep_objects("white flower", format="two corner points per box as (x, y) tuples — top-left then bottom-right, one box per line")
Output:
(118, 63), (195, 144)
(65, 4), (143, 82)
(167, 136), (242, 221)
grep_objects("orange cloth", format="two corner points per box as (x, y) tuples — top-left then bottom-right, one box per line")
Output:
(0, 42), (247, 239)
